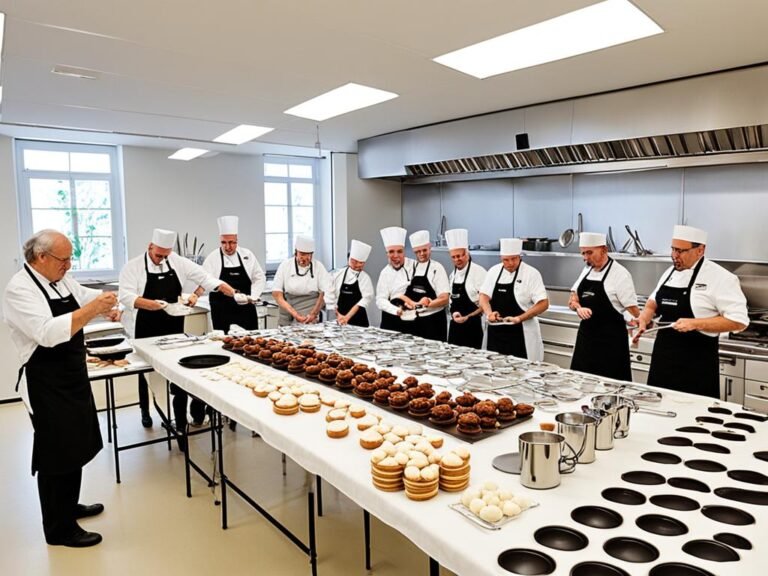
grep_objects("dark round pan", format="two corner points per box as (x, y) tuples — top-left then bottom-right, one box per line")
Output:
(649, 562), (715, 576)
(734, 412), (768, 422)
(727, 469), (768, 485)
(658, 436), (693, 447)
(682, 539), (740, 562)
(603, 537), (659, 563)
(570, 562), (629, 576)
(695, 416), (723, 425)
(497, 548), (556, 575)
(755, 451), (768, 462)
(650, 493), (700, 511)
(693, 443), (730, 454)
(635, 514), (688, 536)
(676, 426), (710, 434)
(714, 486), (768, 506)
(90, 349), (131, 360)
(621, 471), (665, 485)
(86, 336), (126, 348)
(723, 421), (755, 433)
(713, 532), (752, 550)
(667, 477), (710, 493)
(684, 459), (727, 473)
(701, 504), (756, 526)
(707, 406), (732, 415)
(711, 430), (746, 442)
(642, 452), (682, 465)
(533, 526), (588, 551)
(178, 354), (231, 369)
(602, 487), (646, 506)
(570, 506), (623, 529)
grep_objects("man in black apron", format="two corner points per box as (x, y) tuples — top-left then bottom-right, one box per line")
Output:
(636, 225), (748, 398)
(4, 230), (118, 547)
(333, 239), (374, 327)
(376, 226), (412, 333)
(569, 233), (639, 381)
(445, 228), (486, 349)
(401, 230), (449, 342)
(272, 236), (330, 326)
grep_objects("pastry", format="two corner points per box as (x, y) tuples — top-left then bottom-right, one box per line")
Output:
(480, 416), (499, 431)
(407, 397), (434, 419)
(320, 394), (336, 407)
(457, 413), (482, 436)
(434, 391), (453, 405)
(299, 394), (321, 413)
(325, 408), (347, 422)
(326, 420), (349, 439)
(377, 369), (392, 379)
(352, 363), (370, 375)
(357, 415), (379, 430)
(428, 404), (457, 426)
(335, 369), (354, 387)
(373, 389), (391, 405)
(305, 364), (322, 378)
(514, 403), (535, 417)
(496, 397), (517, 422)
(455, 392), (478, 408)
(318, 368), (338, 383)
(360, 430), (384, 450)
(349, 404), (366, 418)
(474, 400), (498, 418)
(388, 391), (410, 410)
(273, 394), (299, 415)
(402, 376), (418, 388)
(353, 380), (377, 398)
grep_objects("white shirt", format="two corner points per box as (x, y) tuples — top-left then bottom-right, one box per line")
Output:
(272, 258), (332, 298)
(118, 252), (223, 337)
(325, 267), (374, 311)
(571, 259), (638, 318)
(3, 265), (102, 409)
(649, 258), (749, 337)
(406, 259), (450, 317)
(201, 247), (266, 300)
(376, 257), (414, 316)
(448, 260), (487, 305)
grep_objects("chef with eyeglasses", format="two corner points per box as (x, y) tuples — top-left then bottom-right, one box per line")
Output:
(375, 226), (412, 333)
(194, 215), (266, 332)
(326, 239), (375, 327)
(479, 238), (549, 360)
(272, 235), (332, 326)
(568, 232), (639, 381)
(634, 225), (749, 398)
(445, 228), (487, 349)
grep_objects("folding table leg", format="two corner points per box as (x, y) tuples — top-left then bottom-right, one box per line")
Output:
(429, 557), (439, 576)
(316, 476), (323, 517)
(307, 490), (317, 576)
(364, 510), (371, 570)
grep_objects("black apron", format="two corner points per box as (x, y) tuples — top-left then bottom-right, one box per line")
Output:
(405, 260), (447, 342)
(210, 250), (258, 332)
(20, 265), (103, 475)
(486, 266), (527, 358)
(134, 254), (184, 338)
(380, 265), (410, 333)
(448, 261), (483, 349)
(570, 259), (632, 381)
(336, 267), (369, 327)
(647, 258), (719, 398)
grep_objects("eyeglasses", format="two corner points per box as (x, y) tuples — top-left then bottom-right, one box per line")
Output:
(670, 246), (696, 256)
(45, 251), (73, 263)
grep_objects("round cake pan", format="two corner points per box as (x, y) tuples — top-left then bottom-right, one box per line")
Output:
(533, 526), (588, 551)
(497, 548), (556, 575)
(570, 505), (623, 529)
(621, 471), (665, 485)
(635, 513), (689, 536)
(603, 537), (659, 563)
(642, 452), (682, 465)
(682, 539), (740, 562)
(649, 494), (700, 511)
(667, 477), (710, 493)
(701, 504), (756, 526)
(601, 487), (646, 506)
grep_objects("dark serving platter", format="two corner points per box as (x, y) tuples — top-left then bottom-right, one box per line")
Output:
(724, 421), (755, 433)
(570, 506), (623, 529)
(649, 494), (700, 512)
(178, 354), (230, 369)
(667, 477), (710, 493)
(603, 537), (659, 563)
(701, 504), (755, 526)
(533, 526), (588, 551)
(676, 426), (710, 434)
(635, 514), (688, 536)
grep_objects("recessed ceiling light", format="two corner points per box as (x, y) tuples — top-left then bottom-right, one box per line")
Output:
(169, 148), (208, 161)
(284, 82), (398, 121)
(433, 0), (663, 79)
(51, 64), (102, 80)
(213, 124), (274, 145)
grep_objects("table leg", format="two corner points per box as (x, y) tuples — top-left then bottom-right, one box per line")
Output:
(308, 489), (317, 576)
(104, 379), (112, 444)
(216, 410), (228, 530)
(184, 419), (192, 498)
(429, 557), (439, 576)
(165, 380), (172, 451)
(316, 476), (323, 517)
(364, 510), (371, 570)
(282, 453), (287, 477)
(109, 377), (121, 484)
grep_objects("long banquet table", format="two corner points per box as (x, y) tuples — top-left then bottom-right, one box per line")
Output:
(134, 336), (767, 576)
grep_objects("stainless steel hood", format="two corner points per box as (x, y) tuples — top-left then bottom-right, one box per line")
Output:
(406, 124), (768, 178)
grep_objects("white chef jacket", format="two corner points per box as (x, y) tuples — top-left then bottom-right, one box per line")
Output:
(201, 247), (266, 300)
(272, 258), (332, 298)
(406, 259), (450, 318)
(571, 259), (638, 319)
(376, 257), (414, 316)
(2, 265), (102, 411)
(449, 260), (487, 305)
(649, 258), (749, 337)
(118, 252), (223, 337)
(480, 261), (549, 361)
(325, 267), (375, 311)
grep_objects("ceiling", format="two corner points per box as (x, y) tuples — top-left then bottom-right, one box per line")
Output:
(0, 0), (767, 155)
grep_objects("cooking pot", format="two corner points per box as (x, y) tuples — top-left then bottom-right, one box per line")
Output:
(522, 238), (554, 252)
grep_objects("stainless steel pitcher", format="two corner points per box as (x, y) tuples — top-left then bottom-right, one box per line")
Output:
(556, 412), (597, 464)
(518, 431), (577, 489)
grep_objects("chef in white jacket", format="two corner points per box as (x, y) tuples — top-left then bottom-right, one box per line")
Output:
(326, 239), (375, 327)
(376, 226), (412, 333)
(272, 235), (332, 326)
(446, 228), (487, 349)
(479, 238), (549, 360)
(195, 215), (266, 332)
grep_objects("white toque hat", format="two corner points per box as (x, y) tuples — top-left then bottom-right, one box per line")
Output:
(295, 235), (315, 253)
(445, 228), (469, 250)
(579, 232), (606, 248)
(349, 239), (372, 262)
(409, 230), (430, 249)
(500, 238), (523, 256)
(673, 225), (707, 245)
(380, 226), (407, 248)
(152, 228), (177, 249)
(217, 215), (238, 235)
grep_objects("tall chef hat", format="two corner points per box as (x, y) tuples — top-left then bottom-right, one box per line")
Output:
(295, 235), (315, 253)
(409, 230), (430, 249)
(673, 225), (707, 245)
(349, 239), (372, 262)
(579, 232), (606, 248)
(500, 238), (523, 256)
(445, 228), (469, 250)
(380, 226), (407, 248)
(217, 215), (238, 235)
(152, 228), (177, 249)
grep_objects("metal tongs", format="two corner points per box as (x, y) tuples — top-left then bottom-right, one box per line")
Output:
(155, 334), (208, 350)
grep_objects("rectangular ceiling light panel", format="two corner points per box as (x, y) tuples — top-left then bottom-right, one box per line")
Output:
(169, 147), (208, 161)
(213, 124), (274, 144)
(284, 82), (398, 121)
(433, 0), (663, 79)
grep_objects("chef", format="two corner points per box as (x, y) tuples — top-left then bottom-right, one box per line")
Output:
(272, 235), (332, 326)
(119, 228), (235, 440)
(3, 229), (118, 547)
(195, 215), (266, 332)
(399, 230), (450, 342)
(635, 225), (748, 398)
(445, 228), (487, 349)
(569, 232), (640, 381)
(479, 238), (549, 360)
(375, 226), (412, 333)
(327, 239), (375, 327)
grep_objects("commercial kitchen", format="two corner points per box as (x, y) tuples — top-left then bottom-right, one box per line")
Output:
(1, 2), (767, 575)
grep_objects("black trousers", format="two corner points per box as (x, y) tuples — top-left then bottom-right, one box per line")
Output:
(138, 373), (150, 412)
(37, 468), (82, 540)
(170, 384), (207, 428)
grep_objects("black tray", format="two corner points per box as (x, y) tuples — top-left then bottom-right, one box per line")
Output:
(727, 469), (768, 485)
(621, 471), (665, 485)
(602, 487), (646, 506)
(570, 561), (629, 576)
(713, 532), (752, 550)
(497, 548), (555, 575)
(178, 354), (230, 369)
(693, 442), (730, 454)
(642, 452), (682, 465)
(534, 526), (588, 551)
(714, 486), (768, 506)
(603, 537), (659, 563)
(571, 506), (623, 529)
(701, 504), (755, 526)
(658, 436), (693, 447)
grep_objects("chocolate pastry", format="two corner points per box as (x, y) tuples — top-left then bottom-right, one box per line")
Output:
(479, 416), (498, 430)
(474, 400), (498, 418)
(514, 403), (535, 417)
(378, 370), (393, 379)
(354, 380), (378, 397)
(435, 391), (453, 405)
(402, 376), (419, 388)
(373, 389), (391, 404)
(455, 392), (478, 407)
(388, 391), (410, 409)
(429, 404), (457, 426)
(352, 363), (370, 375)
(457, 412), (482, 435)
(388, 383), (404, 392)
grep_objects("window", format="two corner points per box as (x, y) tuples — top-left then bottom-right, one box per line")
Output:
(15, 140), (126, 281)
(263, 156), (318, 266)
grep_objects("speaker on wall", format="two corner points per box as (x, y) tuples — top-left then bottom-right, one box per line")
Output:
(516, 133), (530, 150)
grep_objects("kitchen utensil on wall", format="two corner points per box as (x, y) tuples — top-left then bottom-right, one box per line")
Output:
(559, 227), (575, 248)
(577, 212), (583, 235)
(607, 227), (617, 252)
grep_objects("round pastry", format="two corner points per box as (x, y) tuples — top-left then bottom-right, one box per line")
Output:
(456, 405), (477, 415)
(297, 347), (315, 357)
(388, 391), (410, 410)
(354, 380), (377, 398)
(268, 344), (284, 353)
(349, 404), (366, 418)
(457, 413), (482, 435)
(305, 364), (322, 378)
(319, 394), (336, 407)
(299, 394), (321, 413)
(336, 369), (354, 384)
(474, 400), (498, 418)
(258, 349), (273, 360)
(455, 392), (478, 408)
(378, 369), (393, 379)
(326, 420), (349, 439)
(231, 340), (245, 351)
(359, 430), (384, 450)
(283, 346), (297, 356)
(402, 376), (419, 388)
(408, 397), (434, 419)
(514, 403), (535, 417)
(319, 368), (338, 383)
(325, 408), (348, 422)
(314, 352), (328, 362)
(373, 389), (391, 405)
(352, 363), (369, 375)
(287, 360), (305, 374)
(408, 384), (434, 399)
(434, 391), (453, 405)
(304, 357), (319, 367)
(497, 398), (517, 422)
(427, 435), (444, 449)
(336, 375), (355, 390)
(388, 383), (404, 393)
(338, 359), (355, 370)
(373, 378), (390, 391)
(243, 344), (257, 355)
(357, 415), (379, 430)
(429, 404), (457, 426)
(480, 416), (499, 430)
(326, 356), (342, 368)
(334, 399), (351, 409)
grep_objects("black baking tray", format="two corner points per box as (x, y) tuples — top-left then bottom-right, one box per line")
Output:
(178, 354), (230, 369)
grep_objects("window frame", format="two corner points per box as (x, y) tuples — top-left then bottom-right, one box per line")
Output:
(14, 139), (126, 282)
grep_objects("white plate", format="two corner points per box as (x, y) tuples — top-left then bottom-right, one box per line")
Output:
(163, 303), (198, 316)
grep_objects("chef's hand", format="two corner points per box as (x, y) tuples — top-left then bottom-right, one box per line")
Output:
(575, 306), (593, 320)
(217, 283), (236, 297)
(336, 310), (349, 325)
(673, 318), (698, 332)
(504, 316), (521, 324)
(418, 297), (431, 308)
(396, 308), (404, 317)
(91, 292), (118, 315)
(452, 311), (466, 324)
(234, 293), (250, 305)
(105, 308), (122, 322)
(152, 299), (168, 311)
(401, 297), (416, 310)
(186, 293), (199, 307)
(632, 317), (652, 343)
(292, 310), (307, 323)
(304, 312), (318, 324)
(487, 310), (501, 323)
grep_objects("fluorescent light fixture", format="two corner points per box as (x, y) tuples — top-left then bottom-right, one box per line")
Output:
(213, 124), (274, 145)
(168, 147), (208, 161)
(433, 0), (663, 79)
(51, 64), (101, 80)
(284, 82), (398, 121)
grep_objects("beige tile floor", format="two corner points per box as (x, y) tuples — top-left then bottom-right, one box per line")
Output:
(0, 377), (455, 576)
